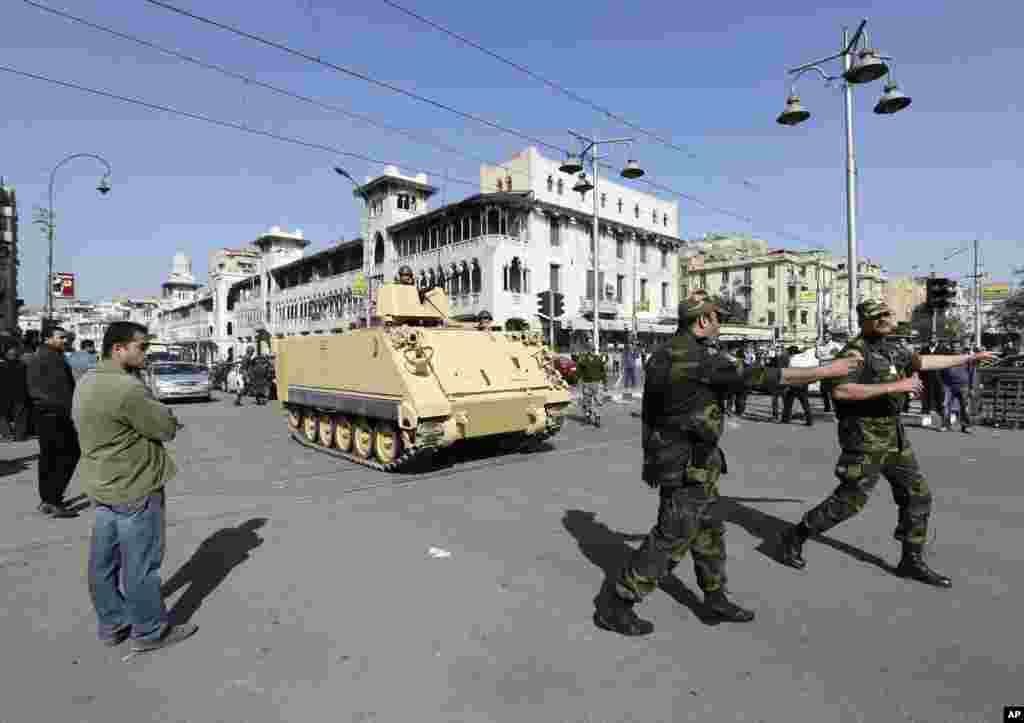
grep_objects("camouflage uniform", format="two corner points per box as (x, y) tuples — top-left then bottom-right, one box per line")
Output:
(603, 297), (783, 633)
(780, 299), (951, 588)
(800, 332), (930, 544)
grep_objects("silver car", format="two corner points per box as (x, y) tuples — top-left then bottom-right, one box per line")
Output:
(146, 362), (212, 402)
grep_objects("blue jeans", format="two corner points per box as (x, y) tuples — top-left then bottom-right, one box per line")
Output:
(88, 490), (168, 642)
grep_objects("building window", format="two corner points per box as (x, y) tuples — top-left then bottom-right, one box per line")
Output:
(663, 213), (668, 227)
(549, 217), (560, 246)
(768, 264), (775, 280)
(799, 265), (807, 278)
(639, 238), (647, 264)
(397, 194), (414, 210)
(600, 193), (606, 208)
(550, 264), (560, 293)
(661, 282), (669, 309)
(640, 279), (648, 303)
(699, 272), (707, 290)
(767, 310), (775, 325)
(660, 248), (668, 269)
(800, 310), (808, 326)
(721, 271), (729, 287)
(768, 287), (776, 303)
(788, 285), (796, 301)
(616, 235), (624, 259)
(616, 275), (624, 302)
(471, 260), (482, 293)
(634, 203), (640, 219)
(547, 175), (553, 192)
(617, 198), (623, 213)
(652, 208), (657, 224)
(506, 175), (512, 189)
(496, 179), (503, 192)
(744, 266), (752, 286)
(556, 178), (563, 195)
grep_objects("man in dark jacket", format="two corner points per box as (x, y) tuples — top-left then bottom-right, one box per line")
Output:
(26, 325), (80, 517)
(594, 294), (860, 636)
(770, 346), (791, 421)
(941, 344), (974, 433)
(1, 344), (31, 441)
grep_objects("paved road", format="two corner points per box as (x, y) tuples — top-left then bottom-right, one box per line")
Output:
(0, 391), (1018, 723)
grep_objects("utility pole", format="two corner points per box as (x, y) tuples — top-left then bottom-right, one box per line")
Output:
(929, 270), (937, 339)
(973, 238), (982, 349)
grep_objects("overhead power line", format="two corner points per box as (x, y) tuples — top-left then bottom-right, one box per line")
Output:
(21, 0), (532, 184)
(143, 0), (569, 157)
(0, 64), (479, 188)
(378, 0), (760, 191)
(139, 0), (829, 247)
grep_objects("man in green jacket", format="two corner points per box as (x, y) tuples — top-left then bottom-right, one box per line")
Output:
(73, 321), (198, 653)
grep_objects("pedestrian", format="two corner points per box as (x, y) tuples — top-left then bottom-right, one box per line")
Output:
(476, 309), (494, 331)
(26, 325), (80, 518)
(1, 344), (31, 441)
(940, 343), (974, 434)
(782, 347), (814, 427)
(594, 294), (860, 636)
(74, 321), (198, 652)
(816, 334), (842, 413)
(623, 346), (637, 389)
(234, 346), (256, 406)
(778, 301), (998, 588)
(770, 346), (791, 421)
(248, 355), (272, 406)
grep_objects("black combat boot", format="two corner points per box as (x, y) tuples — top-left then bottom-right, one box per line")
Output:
(703, 589), (755, 622)
(895, 542), (952, 588)
(595, 586), (654, 637)
(778, 522), (810, 570)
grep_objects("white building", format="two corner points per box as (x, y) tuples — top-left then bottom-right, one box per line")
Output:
(150, 148), (689, 358)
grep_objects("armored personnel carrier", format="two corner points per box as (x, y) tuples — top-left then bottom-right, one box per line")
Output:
(275, 283), (572, 471)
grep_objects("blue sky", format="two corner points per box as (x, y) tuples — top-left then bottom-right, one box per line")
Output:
(3, 0), (1021, 305)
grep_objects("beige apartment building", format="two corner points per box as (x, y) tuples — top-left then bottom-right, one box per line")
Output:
(884, 275), (926, 323)
(680, 240), (838, 347)
(832, 260), (887, 331)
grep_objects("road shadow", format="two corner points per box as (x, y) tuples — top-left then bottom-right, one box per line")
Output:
(163, 517), (267, 624)
(0, 453), (38, 479)
(717, 498), (895, 574)
(561, 509), (720, 626)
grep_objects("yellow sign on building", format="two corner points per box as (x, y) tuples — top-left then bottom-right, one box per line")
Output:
(799, 290), (817, 303)
(982, 283), (1011, 302)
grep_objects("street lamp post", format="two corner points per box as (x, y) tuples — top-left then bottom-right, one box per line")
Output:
(40, 153), (112, 328)
(558, 132), (644, 353)
(777, 19), (911, 336)
(334, 166), (372, 327)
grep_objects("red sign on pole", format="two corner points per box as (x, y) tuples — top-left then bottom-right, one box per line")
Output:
(51, 272), (75, 299)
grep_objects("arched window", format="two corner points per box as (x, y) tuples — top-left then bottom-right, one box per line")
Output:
(505, 175), (512, 189)
(617, 198), (623, 213)
(428, 268), (436, 288)
(437, 267), (447, 293)
(471, 260), (482, 293)
(419, 271), (429, 290)
(634, 204), (640, 219)
(556, 178), (563, 195)
(454, 219), (463, 243)
(509, 257), (523, 293)
(460, 262), (470, 295)
(374, 232), (385, 265)
(496, 178), (504, 192)
(450, 263), (460, 296)
(487, 208), (501, 236)
(547, 175), (553, 192)
(226, 321), (233, 336)
(470, 213), (481, 238)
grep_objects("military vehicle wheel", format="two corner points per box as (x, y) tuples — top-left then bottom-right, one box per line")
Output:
(352, 417), (374, 459)
(374, 422), (401, 465)
(303, 414), (318, 444)
(287, 408), (302, 432)
(334, 415), (353, 452)
(317, 414), (334, 447)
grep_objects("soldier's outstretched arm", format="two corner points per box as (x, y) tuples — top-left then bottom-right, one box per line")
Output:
(779, 355), (862, 387)
(912, 349), (997, 372)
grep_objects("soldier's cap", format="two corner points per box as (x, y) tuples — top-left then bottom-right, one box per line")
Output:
(856, 299), (892, 321)
(477, 310), (493, 321)
(398, 265), (414, 276)
(679, 294), (730, 322)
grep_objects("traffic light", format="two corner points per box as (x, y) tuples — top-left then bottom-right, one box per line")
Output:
(553, 292), (565, 318)
(537, 290), (552, 317)
(926, 277), (957, 310)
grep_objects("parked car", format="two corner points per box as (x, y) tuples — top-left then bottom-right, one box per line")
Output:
(146, 362), (212, 402)
(553, 355), (578, 385)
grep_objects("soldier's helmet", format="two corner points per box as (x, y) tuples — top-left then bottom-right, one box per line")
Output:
(397, 265), (415, 284)
(477, 310), (493, 324)
(856, 299), (892, 322)
(679, 293), (729, 323)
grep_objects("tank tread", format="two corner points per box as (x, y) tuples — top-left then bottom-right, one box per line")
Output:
(288, 428), (433, 473)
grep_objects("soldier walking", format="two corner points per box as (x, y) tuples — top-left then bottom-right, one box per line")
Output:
(594, 294), (860, 636)
(778, 300), (997, 588)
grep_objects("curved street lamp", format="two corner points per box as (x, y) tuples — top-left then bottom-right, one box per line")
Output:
(776, 19), (911, 335)
(334, 166), (374, 327)
(558, 131), (645, 352)
(42, 153), (113, 326)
